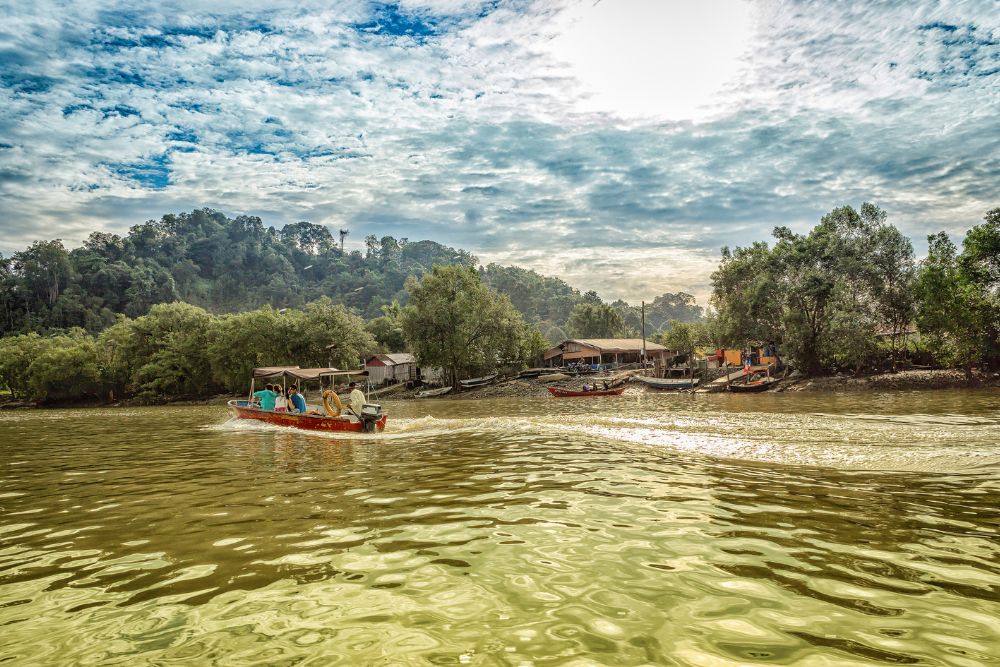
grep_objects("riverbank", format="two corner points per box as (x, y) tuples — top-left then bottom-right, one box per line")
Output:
(391, 368), (1000, 401)
(2, 369), (996, 410)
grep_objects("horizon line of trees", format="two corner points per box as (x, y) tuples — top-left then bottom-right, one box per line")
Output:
(0, 208), (705, 349)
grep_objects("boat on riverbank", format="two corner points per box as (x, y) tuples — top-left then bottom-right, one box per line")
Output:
(417, 386), (452, 398)
(460, 374), (497, 389)
(728, 377), (779, 393)
(229, 366), (387, 432)
(633, 376), (699, 390)
(548, 386), (625, 397)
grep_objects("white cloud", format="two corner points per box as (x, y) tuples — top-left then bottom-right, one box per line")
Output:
(0, 0), (997, 308)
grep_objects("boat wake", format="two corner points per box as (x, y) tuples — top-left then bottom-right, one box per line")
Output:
(208, 408), (1000, 473)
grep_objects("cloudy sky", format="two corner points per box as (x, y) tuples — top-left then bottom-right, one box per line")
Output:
(1, 0), (997, 304)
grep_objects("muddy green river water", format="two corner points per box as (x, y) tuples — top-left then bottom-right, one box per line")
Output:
(1, 390), (999, 665)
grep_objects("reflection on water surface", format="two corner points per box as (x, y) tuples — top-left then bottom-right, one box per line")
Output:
(1, 391), (999, 665)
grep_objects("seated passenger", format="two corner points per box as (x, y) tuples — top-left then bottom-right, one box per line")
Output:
(253, 383), (277, 411)
(274, 388), (288, 412)
(289, 386), (307, 414)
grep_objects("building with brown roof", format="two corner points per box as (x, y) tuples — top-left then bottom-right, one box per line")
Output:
(542, 338), (669, 368)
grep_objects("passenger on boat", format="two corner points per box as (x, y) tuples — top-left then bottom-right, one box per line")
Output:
(253, 383), (278, 411)
(348, 382), (366, 417)
(289, 386), (307, 414)
(274, 389), (288, 412)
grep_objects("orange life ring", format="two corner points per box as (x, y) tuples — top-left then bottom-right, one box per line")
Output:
(322, 389), (343, 417)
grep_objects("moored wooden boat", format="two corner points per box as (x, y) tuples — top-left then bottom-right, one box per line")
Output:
(417, 386), (453, 398)
(460, 373), (497, 388)
(728, 377), (778, 393)
(633, 376), (700, 390)
(548, 386), (625, 397)
(228, 400), (387, 432)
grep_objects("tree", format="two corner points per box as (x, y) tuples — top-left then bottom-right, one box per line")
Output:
(915, 210), (1000, 373)
(401, 265), (532, 386)
(366, 301), (407, 352)
(13, 240), (74, 307)
(566, 302), (624, 338)
(26, 330), (102, 402)
(712, 203), (914, 376)
(123, 302), (216, 398)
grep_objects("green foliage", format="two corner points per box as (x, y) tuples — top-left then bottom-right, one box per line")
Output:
(712, 203), (917, 375)
(0, 298), (376, 402)
(659, 319), (715, 356)
(479, 264), (585, 324)
(0, 209), (478, 336)
(366, 301), (407, 352)
(26, 330), (102, 402)
(566, 302), (625, 338)
(915, 210), (1000, 370)
(0, 333), (47, 398)
(125, 302), (216, 399)
(401, 265), (533, 385)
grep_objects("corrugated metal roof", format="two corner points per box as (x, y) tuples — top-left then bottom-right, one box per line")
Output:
(570, 338), (668, 352)
(367, 353), (417, 366)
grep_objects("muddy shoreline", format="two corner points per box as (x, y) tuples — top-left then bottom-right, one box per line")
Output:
(2, 369), (996, 410)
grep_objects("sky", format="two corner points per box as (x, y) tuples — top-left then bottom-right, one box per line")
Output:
(0, 0), (997, 305)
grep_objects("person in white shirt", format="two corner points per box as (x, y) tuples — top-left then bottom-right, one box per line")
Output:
(274, 388), (288, 412)
(348, 382), (366, 417)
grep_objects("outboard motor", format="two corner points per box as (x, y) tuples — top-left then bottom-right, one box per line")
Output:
(359, 403), (383, 432)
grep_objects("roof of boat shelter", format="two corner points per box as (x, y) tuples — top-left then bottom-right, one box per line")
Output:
(252, 366), (369, 380)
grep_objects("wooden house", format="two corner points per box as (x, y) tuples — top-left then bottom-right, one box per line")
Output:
(364, 353), (418, 385)
(543, 338), (669, 368)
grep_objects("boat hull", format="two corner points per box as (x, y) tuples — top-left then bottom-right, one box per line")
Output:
(227, 400), (387, 432)
(728, 379), (777, 393)
(633, 376), (699, 390)
(548, 387), (625, 397)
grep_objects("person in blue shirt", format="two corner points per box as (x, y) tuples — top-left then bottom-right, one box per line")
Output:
(288, 385), (307, 414)
(253, 383), (278, 411)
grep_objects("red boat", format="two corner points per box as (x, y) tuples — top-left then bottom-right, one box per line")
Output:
(548, 386), (625, 397)
(230, 366), (387, 433)
(227, 400), (387, 432)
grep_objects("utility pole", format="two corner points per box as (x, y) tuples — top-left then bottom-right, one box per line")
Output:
(641, 300), (646, 369)
(339, 228), (349, 253)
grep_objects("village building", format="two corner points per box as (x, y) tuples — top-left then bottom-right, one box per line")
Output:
(364, 353), (418, 385)
(543, 338), (669, 368)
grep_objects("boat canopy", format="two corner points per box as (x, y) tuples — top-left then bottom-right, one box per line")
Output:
(252, 366), (301, 379)
(252, 366), (369, 380)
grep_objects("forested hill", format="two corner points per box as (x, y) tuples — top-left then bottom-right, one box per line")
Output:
(0, 208), (702, 338)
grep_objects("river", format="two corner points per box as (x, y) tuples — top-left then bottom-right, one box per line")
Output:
(2, 390), (999, 665)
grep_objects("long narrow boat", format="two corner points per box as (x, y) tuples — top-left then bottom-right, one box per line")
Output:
(633, 376), (700, 390)
(728, 377), (778, 393)
(460, 373), (498, 388)
(417, 386), (452, 398)
(548, 386), (625, 397)
(228, 400), (387, 432)
(229, 366), (387, 432)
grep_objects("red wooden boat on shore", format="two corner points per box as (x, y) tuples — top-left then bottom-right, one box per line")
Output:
(548, 386), (625, 397)
(229, 366), (387, 433)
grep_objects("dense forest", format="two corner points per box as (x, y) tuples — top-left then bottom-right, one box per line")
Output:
(5, 203), (994, 404)
(0, 208), (704, 340)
